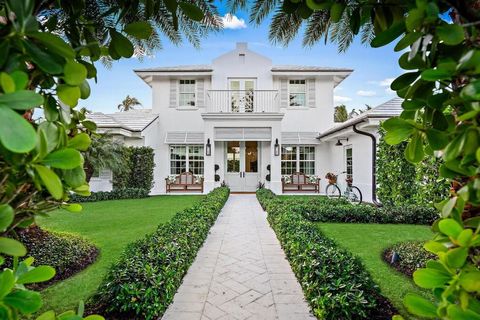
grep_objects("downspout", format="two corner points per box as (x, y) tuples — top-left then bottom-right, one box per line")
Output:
(352, 124), (382, 207)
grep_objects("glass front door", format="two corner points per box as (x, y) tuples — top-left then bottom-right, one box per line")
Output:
(225, 141), (260, 191)
(229, 79), (256, 112)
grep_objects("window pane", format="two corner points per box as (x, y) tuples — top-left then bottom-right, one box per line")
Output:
(179, 80), (196, 107)
(227, 141), (240, 173)
(346, 147), (353, 179)
(245, 141), (258, 173)
(170, 145), (186, 174)
(300, 161), (315, 175)
(281, 146), (297, 175)
(289, 93), (306, 107)
(188, 145), (204, 175)
(179, 93), (195, 107)
(281, 146), (296, 161)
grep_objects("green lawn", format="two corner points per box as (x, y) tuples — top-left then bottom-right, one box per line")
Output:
(317, 223), (433, 317)
(38, 195), (203, 312)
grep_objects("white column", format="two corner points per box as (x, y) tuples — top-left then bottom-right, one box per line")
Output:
(270, 124), (282, 194)
(203, 123), (215, 193)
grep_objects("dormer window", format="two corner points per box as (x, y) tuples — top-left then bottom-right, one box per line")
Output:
(179, 80), (196, 107)
(289, 79), (306, 107)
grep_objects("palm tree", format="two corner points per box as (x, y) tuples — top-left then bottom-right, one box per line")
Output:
(118, 95), (142, 111)
(83, 134), (127, 182)
(334, 104), (349, 122)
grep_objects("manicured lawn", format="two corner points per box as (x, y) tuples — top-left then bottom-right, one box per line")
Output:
(38, 195), (203, 312)
(317, 223), (433, 317)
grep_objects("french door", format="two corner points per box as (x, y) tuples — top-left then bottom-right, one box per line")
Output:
(225, 141), (260, 192)
(229, 79), (256, 112)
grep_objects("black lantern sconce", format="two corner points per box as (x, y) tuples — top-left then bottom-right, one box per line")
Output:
(335, 138), (349, 146)
(274, 139), (280, 156)
(206, 138), (212, 156)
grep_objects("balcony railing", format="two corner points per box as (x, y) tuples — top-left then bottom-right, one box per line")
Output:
(206, 90), (279, 113)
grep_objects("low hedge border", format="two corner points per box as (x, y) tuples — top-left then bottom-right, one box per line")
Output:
(7, 226), (98, 289)
(70, 188), (149, 202)
(89, 187), (230, 319)
(261, 190), (439, 225)
(257, 189), (396, 319)
(383, 241), (435, 278)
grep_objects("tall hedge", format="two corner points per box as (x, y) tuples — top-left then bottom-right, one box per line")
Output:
(377, 128), (449, 206)
(113, 146), (155, 192)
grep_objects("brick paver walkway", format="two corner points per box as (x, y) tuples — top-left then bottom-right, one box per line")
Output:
(162, 194), (315, 320)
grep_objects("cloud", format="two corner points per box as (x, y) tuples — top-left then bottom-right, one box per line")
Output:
(379, 78), (395, 87)
(221, 13), (247, 29)
(334, 95), (352, 103)
(356, 90), (376, 97)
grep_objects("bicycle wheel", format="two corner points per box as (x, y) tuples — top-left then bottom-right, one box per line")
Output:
(347, 186), (363, 204)
(325, 184), (341, 199)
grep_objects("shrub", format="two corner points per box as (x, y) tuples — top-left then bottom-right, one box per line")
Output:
(90, 187), (229, 319)
(6, 226), (98, 289)
(70, 188), (149, 202)
(383, 241), (435, 278)
(113, 146), (155, 191)
(257, 190), (394, 319)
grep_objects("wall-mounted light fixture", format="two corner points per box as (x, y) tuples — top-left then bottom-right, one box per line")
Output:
(206, 138), (211, 156)
(274, 138), (280, 156)
(335, 138), (349, 146)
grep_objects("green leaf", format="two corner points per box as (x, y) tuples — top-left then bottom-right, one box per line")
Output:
(36, 311), (56, 320)
(447, 305), (480, 320)
(23, 41), (63, 74)
(404, 133), (424, 163)
(67, 133), (91, 151)
(0, 72), (15, 93)
(64, 166), (86, 188)
(391, 72), (419, 91)
(426, 129), (448, 150)
(404, 293), (437, 318)
(0, 270), (15, 299)
(445, 247), (468, 268)
(424, 240), (447, 254)
(329, 3), (345, 23)
(371, 21), (405, 48)
(413, 268), (451, 288)
(63, 61), (87, 86)
(395, 32), (422, 51)
(29, 32), (75, 59)
(41, 148), (83, 169)
(460, 80), (480, 101)
(82, 120), (97, 131)
(4, 290), (42, 314)
(405, 9), (424, 32)
(439, 218), (463, 238)
(0, 204), (14, 232)
(0, 106), (36, 153)
(124, 22), (153, 39)
(10, 71), (29, 90)
(421, 68), (452, 81)
(109, 29), (134, 58)
(73, 184), (91, 197)
(382, 117), (414, 144)
(305, 0), (331, 10)
(179, 2), (205, 21)
(437, 24), (465, 45)
(0, 90), (43, 110)
(84, 315), (105, 320)
(0, 237), (27, 256)
(62, 203), (82, 213)
(79, 80), (91, 100)
(57, 84), (81, 107)
(459, 270), (480, 292)
(17, 266), (55, 284)
(34, 165), (63, 200)
(444, 132), (466, 162)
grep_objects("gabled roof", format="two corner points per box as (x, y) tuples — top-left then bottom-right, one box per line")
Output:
(318, 97), (403, 139)
(87, 109), (158, 132)
(271, 65), (353, 72)
(134, 65), (213, 73)
(134, 64), (352, 73)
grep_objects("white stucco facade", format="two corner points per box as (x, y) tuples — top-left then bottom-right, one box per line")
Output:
(89, 43), (402, 204)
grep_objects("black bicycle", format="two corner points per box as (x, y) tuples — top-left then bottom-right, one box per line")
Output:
(325, 171), (363, 204)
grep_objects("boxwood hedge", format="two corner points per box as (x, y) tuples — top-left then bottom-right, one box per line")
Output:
(257, 189), (392, 319)
(89, 187), (229, 319)
(70, 187), (149, 202)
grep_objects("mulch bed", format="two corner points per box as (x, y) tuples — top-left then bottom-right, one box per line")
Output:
(383, 249), (416, 278)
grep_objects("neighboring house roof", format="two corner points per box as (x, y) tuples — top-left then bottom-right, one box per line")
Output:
(318, 97), (403, 139)
(87, 109), (158, 132)
(271, 65), (353, 72)
(134, 65), (213, 72)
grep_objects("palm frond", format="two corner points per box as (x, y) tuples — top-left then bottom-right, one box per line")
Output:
(302, 10), (329, 47)
(269, 9), (303, 46)
(249, 0), (281, 25)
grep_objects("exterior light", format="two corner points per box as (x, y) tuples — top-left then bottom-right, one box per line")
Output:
(335, 138), (348, 146)
(274, 138), (280, 156)
(206, 138), (211, 156)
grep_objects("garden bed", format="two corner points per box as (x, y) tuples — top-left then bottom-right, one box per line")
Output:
(383, 241), (435, 277)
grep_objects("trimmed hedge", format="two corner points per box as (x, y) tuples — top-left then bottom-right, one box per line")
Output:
(383, 241), (435, 277)
(70, 188), (149, 202)
(7, 226), (98, 289)
(257, 189), (394, 319)
(113, 146), (155, 191)
(89, 187), (230, 319)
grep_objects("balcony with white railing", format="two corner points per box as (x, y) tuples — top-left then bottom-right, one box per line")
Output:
(206, 90), (280, 113)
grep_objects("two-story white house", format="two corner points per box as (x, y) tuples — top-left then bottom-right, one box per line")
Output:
(89, 42), (402, 203)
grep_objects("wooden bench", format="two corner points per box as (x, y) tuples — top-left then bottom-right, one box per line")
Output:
(166, 172), (204, 193)
(282, 172), (320, 193)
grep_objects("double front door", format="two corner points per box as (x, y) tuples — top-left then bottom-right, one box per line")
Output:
(229, 79), (255, 112)
(225, 141), (259, 192)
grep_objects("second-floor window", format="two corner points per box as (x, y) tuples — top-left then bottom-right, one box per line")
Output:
(179, 79), (196, 107)
(289, 79), (306, 107)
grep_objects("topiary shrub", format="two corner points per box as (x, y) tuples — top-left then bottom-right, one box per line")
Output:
(112, 146), (155, 192)
(383, 241), (435, 278)
(89, 187), (229, 319)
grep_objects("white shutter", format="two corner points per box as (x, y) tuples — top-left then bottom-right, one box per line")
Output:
(214, 128), (272, 141)
(165, 132), (205, 144)
(307, 78), (315, 108)
(169, 79), (177, 108)
(280, 79), (288, 108)
(281, 132), (320, 144)
(196, 79), (204, 108)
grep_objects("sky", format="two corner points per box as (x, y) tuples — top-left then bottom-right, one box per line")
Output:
(82, 3), (404, 114)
